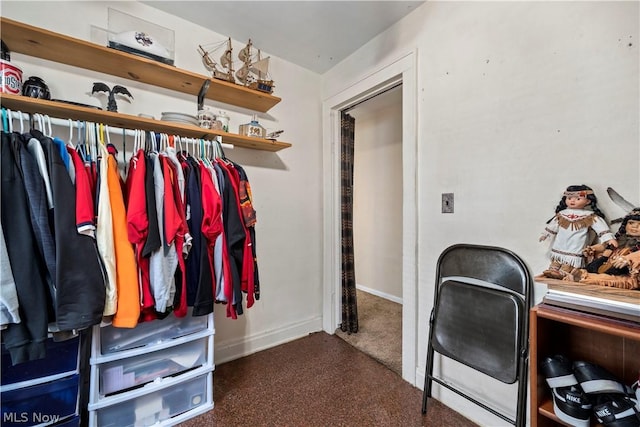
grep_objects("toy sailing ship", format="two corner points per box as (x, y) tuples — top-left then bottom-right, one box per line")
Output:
(235, 39), (275, 94)
(198, 38), (235, 83)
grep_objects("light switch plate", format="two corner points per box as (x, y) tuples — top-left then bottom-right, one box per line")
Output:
(442, 193), (454, 213)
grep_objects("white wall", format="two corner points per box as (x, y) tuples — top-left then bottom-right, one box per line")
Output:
(323, 2), (639, 425)
(350, 88), (403, 301)
(2, 1), (325, 363)
(5, 1), (639, 424)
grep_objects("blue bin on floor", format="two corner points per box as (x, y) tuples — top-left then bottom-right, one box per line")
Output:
(0, 374), (79, 426)
(54, 415), (80, 427)
(1, 336), (80, 385)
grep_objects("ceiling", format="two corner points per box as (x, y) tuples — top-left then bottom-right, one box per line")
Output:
(142, 1), (425, 74)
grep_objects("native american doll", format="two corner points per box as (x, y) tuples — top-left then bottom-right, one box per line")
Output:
(574, 208), (640, 289)
(539, 185), (617, 280)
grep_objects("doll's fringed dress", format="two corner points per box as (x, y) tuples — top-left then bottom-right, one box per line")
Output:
(541, 208), (615, 279)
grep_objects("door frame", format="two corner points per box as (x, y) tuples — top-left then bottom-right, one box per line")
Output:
(321, 51), (418, 384)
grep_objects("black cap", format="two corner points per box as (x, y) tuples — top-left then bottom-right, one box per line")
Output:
(1, 40), (10, 61)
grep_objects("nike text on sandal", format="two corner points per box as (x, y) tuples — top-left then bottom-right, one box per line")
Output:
(573, 361), (627, 394)
(593, 395), (640, 427)
(541, 355), (578, 388)
(551, 385), (593, 427)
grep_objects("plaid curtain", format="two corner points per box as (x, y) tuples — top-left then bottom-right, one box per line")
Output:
(340, 112), (358, 333)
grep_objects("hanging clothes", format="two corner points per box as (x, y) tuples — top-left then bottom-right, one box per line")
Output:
(216, 160), (247, 318)
(18, 132), (57, 310)
(124, 148), (149, 325)
(30, 128), (106, 332)
(195, 159), (222, 316)
(67, 147), (96, 237)
(210, 162), (228, 304)
(1, 114), (263, 351)
(1, 131), (50, 364)
(234, 163), (258, 306)
(183, 156), (204, 307)
(96, 142), (118, 317)
(161, 154), (190, 317)
(0, 224), (21, 329)
(105, 148), (139, 328)
(150, 152), (178, 314)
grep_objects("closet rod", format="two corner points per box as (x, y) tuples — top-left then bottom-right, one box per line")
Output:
(341, 82), (402, 114)
(3, 110), (234, 149)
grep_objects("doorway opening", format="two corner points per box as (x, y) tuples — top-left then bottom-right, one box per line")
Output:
(322, 51), (418, 385)
(334, 85), (403, 375)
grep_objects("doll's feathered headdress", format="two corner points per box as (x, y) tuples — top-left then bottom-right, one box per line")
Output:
(607, 187), (639, 223)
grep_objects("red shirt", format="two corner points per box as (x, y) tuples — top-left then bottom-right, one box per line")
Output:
(67, 147), (95, 235)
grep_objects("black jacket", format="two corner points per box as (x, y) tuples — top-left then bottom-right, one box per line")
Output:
(31, 129), (106, 332)
(1, 131), (50, 364)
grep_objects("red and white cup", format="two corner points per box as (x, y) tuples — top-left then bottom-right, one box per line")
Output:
(0, 59), (23, 95)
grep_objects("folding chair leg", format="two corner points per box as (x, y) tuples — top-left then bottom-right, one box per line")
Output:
(421, 321), (436, 414)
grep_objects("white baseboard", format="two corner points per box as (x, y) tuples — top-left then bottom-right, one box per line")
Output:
(214, 316), (323, 365)
(356, 284), (403, 304)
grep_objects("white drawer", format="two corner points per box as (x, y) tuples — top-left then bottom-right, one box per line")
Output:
(99, 337), (208, 396)
(95, 372), (210, 427)
(99, 311), (209, 355)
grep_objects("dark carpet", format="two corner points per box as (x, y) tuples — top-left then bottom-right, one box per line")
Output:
(178, 331), (478, 426)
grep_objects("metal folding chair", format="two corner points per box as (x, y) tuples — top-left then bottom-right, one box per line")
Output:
(421, 244), (532, 427)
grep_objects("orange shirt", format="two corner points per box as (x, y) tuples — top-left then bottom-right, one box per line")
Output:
(108, 154), (140, 328)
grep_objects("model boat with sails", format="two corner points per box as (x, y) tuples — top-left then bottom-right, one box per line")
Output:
(236, 39), (275, 94)
(198, 37), (235, 83)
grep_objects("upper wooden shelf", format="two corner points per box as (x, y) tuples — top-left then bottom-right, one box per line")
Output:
(0, 17), (281, 113)
(0, 93), (291, 152)
(533, 304), (640, 340)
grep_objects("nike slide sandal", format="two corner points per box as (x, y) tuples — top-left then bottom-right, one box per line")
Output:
(541, 354), (578, 388)
(551, 385), (593, 427)
(574, 361), (627, 394)
(593, 394), (640, 427)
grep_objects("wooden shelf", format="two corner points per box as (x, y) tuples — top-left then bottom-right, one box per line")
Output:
(535, 303), (640, 340)
(529, 304), (640, 427)
(0, 17), (281, 113)
(0, 93), (291, 152)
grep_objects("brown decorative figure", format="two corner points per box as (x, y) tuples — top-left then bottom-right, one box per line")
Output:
(575, 207), (640, 289)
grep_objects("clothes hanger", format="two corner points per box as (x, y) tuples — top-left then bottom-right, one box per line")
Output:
(183, 137), (190, 157)
(45, 115), (53, 137)
(35, 113), (45, 132)
(201, 138), (213, 167)
(121, 127), (128, 175)
(30, 113), (38, 131)
(132, 129), (138, 152)
(198, 138), (204, 161)
(18, 111), (25, 134)
(80, 121), (90, 162)
(163, 133), (170, 151)
(98, 123), (105, 146)
(67, 119), (75, 147)
(88, 122), (98, 161)
(1, 108), (8, 132)
(104, 125), (115, 156)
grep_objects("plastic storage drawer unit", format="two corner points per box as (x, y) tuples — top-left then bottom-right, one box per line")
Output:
(0, 374), (79, 427)
(99, 337), (208, 395)
(100, 313), (208, 355)
(95, 373), (209, 427)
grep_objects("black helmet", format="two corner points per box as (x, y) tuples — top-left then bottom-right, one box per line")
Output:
(22, 76), (51, 100)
